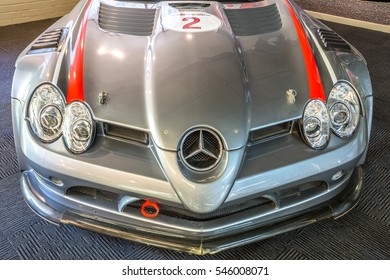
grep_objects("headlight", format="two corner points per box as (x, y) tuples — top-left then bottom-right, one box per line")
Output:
(301, 99), (330, 149)
(27, 83), (65, 143)
(63, 102), (95, 153)
(328, 82), (360, 138)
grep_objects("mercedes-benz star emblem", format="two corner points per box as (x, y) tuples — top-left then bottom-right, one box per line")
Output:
(184, 130), (218, 160)
(180, 128), (223, 172)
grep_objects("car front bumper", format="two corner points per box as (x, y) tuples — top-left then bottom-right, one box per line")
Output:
(22, 166), (363, 255)
(13, 97), (369, 254)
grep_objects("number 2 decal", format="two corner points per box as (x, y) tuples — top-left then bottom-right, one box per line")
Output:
(183, 17), (201, 29)
(162, 13), (222, 33)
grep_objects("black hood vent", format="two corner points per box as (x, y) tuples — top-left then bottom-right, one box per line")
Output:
(224, 4), (282, 36)
(98, 3), (156, 36)
(27, 28), (68, 54)
(169, 3), (210, 9)
(317, 28), (351, 52)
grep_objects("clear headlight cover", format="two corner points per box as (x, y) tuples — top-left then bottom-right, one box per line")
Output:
(63, 102), (94, 153)
(302, 99), (330, 149)
(328, 82), (360, 138)
(27, 83), (65, 143)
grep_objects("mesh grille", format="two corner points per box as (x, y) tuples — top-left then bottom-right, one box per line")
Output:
(180, 129), (223, 171)
(98, 3), (156, 36)
(182, 133), (198, 151)
(190, 152), (210, 161)
(203, 130), (220, 150)
(126, 197), (274, 222)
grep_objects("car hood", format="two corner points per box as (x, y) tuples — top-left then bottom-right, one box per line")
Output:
(79, 0), (312, 151)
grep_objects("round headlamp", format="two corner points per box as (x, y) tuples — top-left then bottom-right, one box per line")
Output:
(301, 99), (330, 149)
(328, 82), (360, 138)
(27, 83), (65, 143)
(63, 102), (95, 153)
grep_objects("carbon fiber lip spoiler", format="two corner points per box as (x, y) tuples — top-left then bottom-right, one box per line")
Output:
(21, 167), (363, 255)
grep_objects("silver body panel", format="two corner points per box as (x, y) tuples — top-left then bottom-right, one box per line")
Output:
(12, 0), (373, 254)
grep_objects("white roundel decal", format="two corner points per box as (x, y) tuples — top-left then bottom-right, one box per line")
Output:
(162, 12), (222, 33)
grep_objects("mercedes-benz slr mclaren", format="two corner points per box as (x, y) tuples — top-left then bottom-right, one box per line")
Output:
(12, 0), (373, 254)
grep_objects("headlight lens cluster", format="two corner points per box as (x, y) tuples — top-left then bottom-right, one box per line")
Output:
(302, 99), (330, 149)
(63, 102), (94, 153)
(301, 81), (361, 149)
(328, 82), (360, 138)
(27, 83), (95, 153)
(27, 84), (65, 143)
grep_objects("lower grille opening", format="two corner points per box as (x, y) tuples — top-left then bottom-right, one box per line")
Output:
(279, 181), (328, 204)
(125, 197), (275, 222)
(66, 182), (328, 223)
(66, 186), (121, 204)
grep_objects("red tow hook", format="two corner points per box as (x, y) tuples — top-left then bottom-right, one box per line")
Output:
(141, 200), (159, 219)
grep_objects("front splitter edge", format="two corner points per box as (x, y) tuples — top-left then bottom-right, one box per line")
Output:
(21, 166), (364, 255)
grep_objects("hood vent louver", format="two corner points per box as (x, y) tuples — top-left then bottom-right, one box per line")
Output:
(317, 28), (351, 52)
(98, 3), (156, 36)
(169, 3), (210, 9)
(27, 28), (68, 54)
(225, 4), (282, 36)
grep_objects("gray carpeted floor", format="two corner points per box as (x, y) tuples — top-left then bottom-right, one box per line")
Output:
(0, 16), (389, 259)
(295, 0), (390, 25)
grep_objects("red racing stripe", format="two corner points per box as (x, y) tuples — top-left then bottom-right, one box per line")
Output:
(67, 0), (93, 103)
(284, 0), (326, 101)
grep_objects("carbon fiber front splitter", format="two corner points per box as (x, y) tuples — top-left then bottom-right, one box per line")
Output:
(21, 166), (363, 255)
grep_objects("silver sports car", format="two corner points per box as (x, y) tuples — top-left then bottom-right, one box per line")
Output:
(12, 0), (373, 255)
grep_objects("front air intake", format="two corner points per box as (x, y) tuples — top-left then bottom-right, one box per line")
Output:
(125, 196), (274, 222)
(103, 123), (149, 145)
(27, 28), (68, 54)
(98, 3), (156, 36)
(250, 121), (294, 143)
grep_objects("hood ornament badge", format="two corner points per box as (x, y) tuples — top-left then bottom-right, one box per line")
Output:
(98, 91), (108, 104)
(286, 89), (297, 104)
